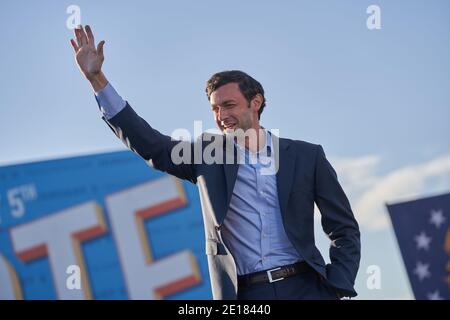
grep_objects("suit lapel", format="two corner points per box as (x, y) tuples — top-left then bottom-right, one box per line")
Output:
(224, 163), (239, 207)
(221, 135), (240, 225)
(275, 137), (296, 219)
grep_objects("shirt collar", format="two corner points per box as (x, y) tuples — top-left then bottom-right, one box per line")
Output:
(233, 128), (272, 158)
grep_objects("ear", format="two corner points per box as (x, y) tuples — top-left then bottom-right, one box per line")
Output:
(250, 94), (263, 114)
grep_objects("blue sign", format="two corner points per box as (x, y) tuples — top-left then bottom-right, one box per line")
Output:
(0, 151), (211, 299)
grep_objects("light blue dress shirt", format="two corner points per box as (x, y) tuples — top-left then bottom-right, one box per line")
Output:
(222, 131), (302, 275)
(95, 83), (302, 276)
(95, 83), (126, 119)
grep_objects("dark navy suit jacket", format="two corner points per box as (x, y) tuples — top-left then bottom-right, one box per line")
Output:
(102, 102), (361, 299)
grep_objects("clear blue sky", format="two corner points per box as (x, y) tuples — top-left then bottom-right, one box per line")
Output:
(1, 0), (449, 299)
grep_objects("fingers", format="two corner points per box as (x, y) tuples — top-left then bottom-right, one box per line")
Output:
(85, 25), (95, 47)
(71, 25), (102, 53)
(74, 27), (82, 47)
(97, 40), (105, 58)
(70, 38), (79, 52)
(75, 25), (88, 46)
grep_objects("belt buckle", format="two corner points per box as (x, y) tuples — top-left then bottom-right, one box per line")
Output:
(267, 267), (284, 283)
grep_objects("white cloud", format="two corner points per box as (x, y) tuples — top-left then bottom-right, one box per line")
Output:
(332, 155), (381, 195)
(331, 154), (450, 231)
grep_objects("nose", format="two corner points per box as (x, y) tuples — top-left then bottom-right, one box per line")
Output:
(217, 107), (228, 122)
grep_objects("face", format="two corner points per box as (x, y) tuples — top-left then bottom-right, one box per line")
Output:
(209, 82), (262, 134)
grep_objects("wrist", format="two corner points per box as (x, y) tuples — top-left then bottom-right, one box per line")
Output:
(88, 71), (108, 93)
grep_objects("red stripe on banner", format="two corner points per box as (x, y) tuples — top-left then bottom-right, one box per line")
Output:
(73, 225), (107, 241)
(154, 275), (199, 298)
(17, 244), (48, 262)
(136, 198), (186, 219)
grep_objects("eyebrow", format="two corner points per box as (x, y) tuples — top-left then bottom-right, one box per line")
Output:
(211, 99), (237, 108)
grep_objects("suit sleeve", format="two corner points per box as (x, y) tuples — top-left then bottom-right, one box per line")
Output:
(314, 144), (361, 297)
(101, 102), (197, 184)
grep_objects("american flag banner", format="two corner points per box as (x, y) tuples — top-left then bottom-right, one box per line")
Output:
(387, 193), (450, 300)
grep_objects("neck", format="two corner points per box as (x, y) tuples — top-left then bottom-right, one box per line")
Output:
(243, 124), (265, 153)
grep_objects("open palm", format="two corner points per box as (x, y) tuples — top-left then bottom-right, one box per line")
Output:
(70, 25), (105, 80)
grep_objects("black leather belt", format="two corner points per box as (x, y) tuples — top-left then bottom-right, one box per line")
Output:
(238, 261), (312, 288)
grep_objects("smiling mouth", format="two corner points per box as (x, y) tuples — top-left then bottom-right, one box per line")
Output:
(222, 123), (236, 130)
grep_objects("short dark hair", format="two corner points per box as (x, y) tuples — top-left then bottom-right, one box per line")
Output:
(205, 70), (266, 119)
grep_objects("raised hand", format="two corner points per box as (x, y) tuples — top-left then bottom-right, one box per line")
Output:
(70, 25), (106, 84)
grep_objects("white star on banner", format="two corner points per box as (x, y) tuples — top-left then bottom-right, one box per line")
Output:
(429, 209), (446, 229)
(427, 290), (443, 300)
(413, 261), (431, 281)
(414, 231), (432, 251)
